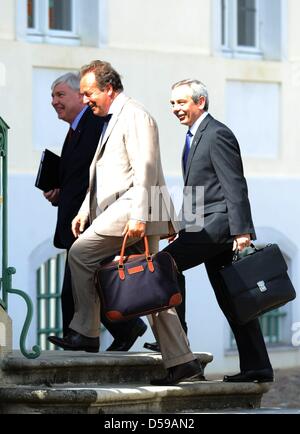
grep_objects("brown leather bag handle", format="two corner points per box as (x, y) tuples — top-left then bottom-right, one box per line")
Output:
(118, 234), (154, 280)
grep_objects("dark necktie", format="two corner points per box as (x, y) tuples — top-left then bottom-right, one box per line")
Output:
(183, 130), (193, 172)
(62, 127), (75, 159)
(99, 113), (112, 141)
(67, 127), (74, 143)
(103, 113), (112, 123)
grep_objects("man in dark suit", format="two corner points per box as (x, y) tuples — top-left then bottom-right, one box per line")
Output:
(43, 72), (147, 350)
(161, 78), (273, 383)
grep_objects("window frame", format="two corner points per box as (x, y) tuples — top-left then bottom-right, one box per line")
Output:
(26, 0), (79, 44)
(221, 0), (262, 58)
(221, 0), (229, 49)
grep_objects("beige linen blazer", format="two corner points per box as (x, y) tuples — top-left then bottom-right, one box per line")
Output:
(79, 96), (179, 237)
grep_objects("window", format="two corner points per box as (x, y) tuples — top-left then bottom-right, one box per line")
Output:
(221, 0), (260, 56)
(221, 0), (227, 47)
(37, 253), (66, 351)
(218, 0), (284, 60)
(230, 309), (287, 348)
(27, 0), (35, 29)
(49, 0), (73, 31)
(237, 0), (257, 47)
(26, 0), (78, 44)
(19, 0), (106, 47)
(259, 309), (287, 345)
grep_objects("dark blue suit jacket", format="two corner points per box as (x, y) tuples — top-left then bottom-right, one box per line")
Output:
(181, 113), (256, 244)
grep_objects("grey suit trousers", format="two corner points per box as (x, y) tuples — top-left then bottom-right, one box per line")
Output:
(68, 224), (195, 369)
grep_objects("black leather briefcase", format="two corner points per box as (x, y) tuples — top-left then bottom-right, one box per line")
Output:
(95, 235), (182, 322)
(219, 244), (296, 325)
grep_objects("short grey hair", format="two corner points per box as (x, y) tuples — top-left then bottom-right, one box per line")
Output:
(172, 79), (209, 111)
(51, 72), (81, 92)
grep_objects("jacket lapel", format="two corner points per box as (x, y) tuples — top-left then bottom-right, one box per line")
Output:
(71, 126), (83, 149)
(183, 114), (212, 182)
(61, 108), (91, 161)
(71, 107), (91, 149)
(89, 96), (131, 191)
(97, 96), (130, 155)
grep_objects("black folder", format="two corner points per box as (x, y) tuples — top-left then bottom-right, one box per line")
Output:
(35, 149), (61, 192)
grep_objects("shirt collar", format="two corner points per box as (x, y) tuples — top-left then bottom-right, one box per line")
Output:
(108, 92), (127, 116)
(189, 111), (209, 136)
(71, 105), (88, 131)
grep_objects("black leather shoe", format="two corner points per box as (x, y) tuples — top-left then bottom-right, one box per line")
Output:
(144, 341), (160, 352)
(150, 359), (205, 386)
(106, 322), (147, 351)
(48, 330), (99, 353)
(223, 368), (274, 383)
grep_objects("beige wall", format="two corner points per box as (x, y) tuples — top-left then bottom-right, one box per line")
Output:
(0, 0), (15, 40)
(288, 0), (300, 60)
(1, 0), (300, 177)
(107, 0), (211, 54)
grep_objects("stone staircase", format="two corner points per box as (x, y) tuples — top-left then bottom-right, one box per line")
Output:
(0, 351), (271, 414)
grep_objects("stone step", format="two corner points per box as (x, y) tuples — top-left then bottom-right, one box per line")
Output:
(0, 351), (213, 386)
(0, 381), (270, 414)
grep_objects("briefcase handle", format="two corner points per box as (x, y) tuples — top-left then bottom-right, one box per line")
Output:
(233, 243), (258, 262)
(118, 234), (154, 279)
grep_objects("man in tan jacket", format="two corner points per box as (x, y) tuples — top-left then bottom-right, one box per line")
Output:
(48, 60), (203, 385)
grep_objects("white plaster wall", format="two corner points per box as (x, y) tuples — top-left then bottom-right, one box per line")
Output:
(226, 81), (281, 159)
(107, 0), (211, 54)
(7, 174), (60, 348)
(32, 67), (72, 151)
(0, 0), (15, 40)
(2, 1), (297, 178)
(287, 0), (300, 60)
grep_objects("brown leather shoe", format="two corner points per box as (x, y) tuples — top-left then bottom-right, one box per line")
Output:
(48, 330), (99, 353)
(150, 359), (205, 386)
